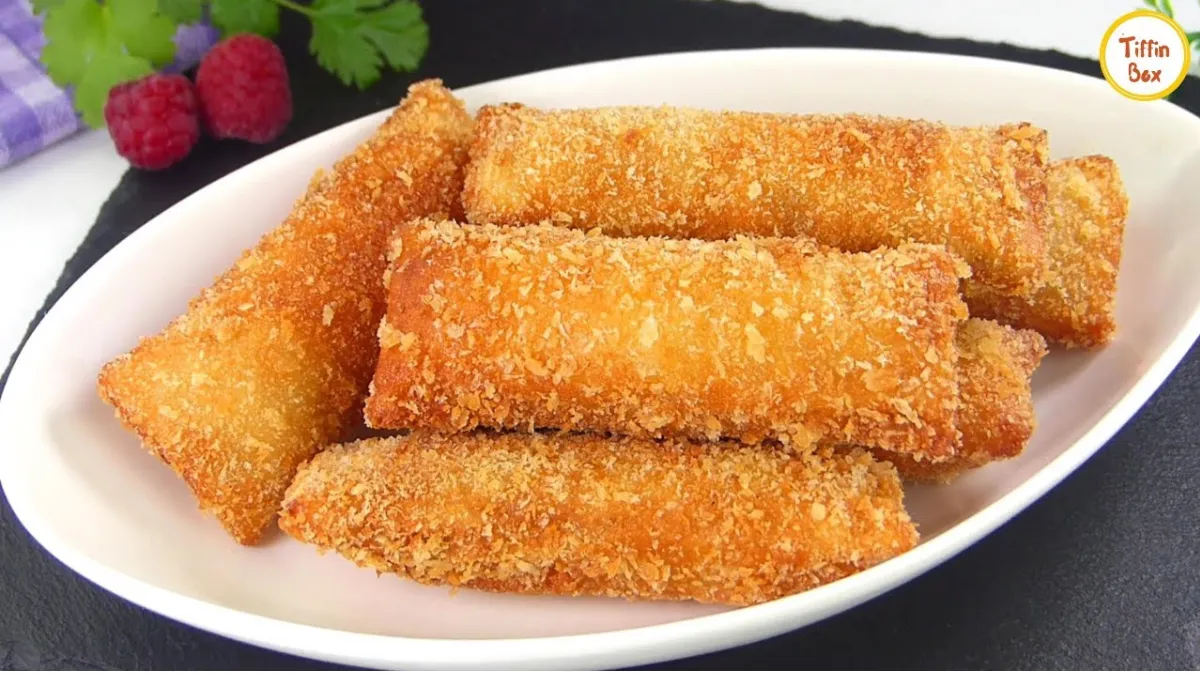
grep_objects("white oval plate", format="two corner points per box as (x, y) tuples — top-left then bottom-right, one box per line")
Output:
(3, 49), (1200, 670)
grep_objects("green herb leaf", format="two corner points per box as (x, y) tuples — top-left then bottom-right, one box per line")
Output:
(75, 46), (155, 126)
(310, 20), (381, 89)
(211, 0), (281, 38)
(40, 0), (107, 86)
(157, 0), (204, 24)
(30, 0), (67, 14)
(39, 0), (173, 127)
(1143, 0), (1168, 14)
(110, 0), (178, 66)
(1143, 0), (1176, 17)
(308, 0), (428, 89)
(359, 0), (427, 71)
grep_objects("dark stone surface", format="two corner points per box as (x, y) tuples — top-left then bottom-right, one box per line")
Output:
(2, 0), (1198, 668)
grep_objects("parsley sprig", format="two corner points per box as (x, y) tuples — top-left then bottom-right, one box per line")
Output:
(284, 0), (429, 89)
(34, 0), (428, 128)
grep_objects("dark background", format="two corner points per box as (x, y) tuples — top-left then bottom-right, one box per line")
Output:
(2, 0), (1199, 669)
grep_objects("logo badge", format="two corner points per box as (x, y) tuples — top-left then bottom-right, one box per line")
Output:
(1100, 9), (1191, 100)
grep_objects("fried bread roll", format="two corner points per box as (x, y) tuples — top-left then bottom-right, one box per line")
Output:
(464, 104), (1049, 294)
(280, 432), (918, 606)
(875, 319), (1048, 483)
(965, 156), (1127, 348)
(365, 220), (968, 459)
(97, 81), (475, 544)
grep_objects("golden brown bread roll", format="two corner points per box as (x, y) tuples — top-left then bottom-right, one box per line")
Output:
(98, 80), (475, 544)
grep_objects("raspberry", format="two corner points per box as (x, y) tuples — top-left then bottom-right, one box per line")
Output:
(103, 74), (200, 171)
(196, 34), (292, 143)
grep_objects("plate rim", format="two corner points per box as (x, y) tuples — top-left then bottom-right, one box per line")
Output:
(3, 47), (1200, 669)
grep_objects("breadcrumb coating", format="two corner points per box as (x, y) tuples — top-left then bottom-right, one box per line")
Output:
(279, 432), (918, 607)
(964, 156), (1127, 348)
(464, 103), (1049, 294)
(96, 80), (474, 544)
(875, 318), (1047, 483)
(365, 220), (968, 459)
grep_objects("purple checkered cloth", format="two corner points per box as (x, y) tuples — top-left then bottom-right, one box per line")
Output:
(0, 0), (217, 167)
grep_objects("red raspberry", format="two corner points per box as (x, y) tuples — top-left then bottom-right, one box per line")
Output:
(103, 74), (200, 171)
(196, 34), (292, 143)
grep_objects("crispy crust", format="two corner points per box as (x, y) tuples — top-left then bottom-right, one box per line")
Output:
(365, 220), (968, 459)
(96, 80), (475, 544)
(279, 432), (918, 606)
(876, 318), (1048, 483)
(964, 156), (1128, 348)
(464, 103), (1048, 294)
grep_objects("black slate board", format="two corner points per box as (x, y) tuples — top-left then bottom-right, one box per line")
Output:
(3, 0), (1200, 669)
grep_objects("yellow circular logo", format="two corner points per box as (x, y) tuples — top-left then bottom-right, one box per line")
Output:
(1100, 10), (1191, 100)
